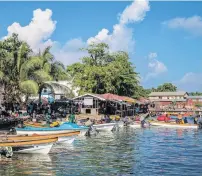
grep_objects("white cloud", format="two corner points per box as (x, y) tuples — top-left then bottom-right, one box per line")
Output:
(87, 0), (150, 53)
(119, 0), (150, 25)
(3, 0), (150, 65)
(51, 38), (88, 65)
(55, 0), (150, 64)
(163, 16), (202, 36)
(148, 52), (157, 59)
(145, 52), (167, 80)
(176, 72), (202, 91)
(5, 9), (56, 52)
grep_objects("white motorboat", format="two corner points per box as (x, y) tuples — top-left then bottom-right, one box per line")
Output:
(57, 137), (75, 144)
(13, 143), (54, 154)
(92, 123), (117, 132)
(117, 121), (124, 128)
(0, 137), (58, 155)
(150, 121), (198, 129)
(129, 123), (141, 128)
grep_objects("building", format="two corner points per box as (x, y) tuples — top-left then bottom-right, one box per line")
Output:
(186, 96), (202, 109)
(72, 93), (141, 116)
(149, 91), (188, 109)
(39, 81), (79, 100)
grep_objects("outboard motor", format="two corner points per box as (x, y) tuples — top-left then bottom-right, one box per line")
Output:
(86, 125), (99, 136)
(9, 127), (16, 135)
(198, 122), (202, 129)
(141, 120), (145, 128)
(0, 147), (13, 158)
(112, 124), (119, 132)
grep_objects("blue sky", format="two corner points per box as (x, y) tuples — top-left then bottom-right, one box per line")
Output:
(1, 1), (202, 92)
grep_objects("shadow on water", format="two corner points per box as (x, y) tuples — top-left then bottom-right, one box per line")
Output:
(1, 127), (202, 176)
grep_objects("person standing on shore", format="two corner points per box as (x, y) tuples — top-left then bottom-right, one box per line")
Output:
(176, 113), (183, 124)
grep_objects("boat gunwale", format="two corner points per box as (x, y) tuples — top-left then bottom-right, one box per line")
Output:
(0, 137), (58, 147)
(1, 131), (80, 141)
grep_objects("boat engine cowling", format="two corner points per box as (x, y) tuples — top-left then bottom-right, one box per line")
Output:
(0, 147), (13, 158)
(86, 125), (98, 136)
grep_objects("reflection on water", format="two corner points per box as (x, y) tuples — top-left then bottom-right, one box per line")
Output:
(1, 128), (202, 176)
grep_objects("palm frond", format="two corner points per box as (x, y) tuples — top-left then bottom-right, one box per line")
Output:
(33, 70), (52, 83)
(20, 80), (39, 95)
(0, 71), (4, 79)
(43, 62), (51, 73)
(17, 42), (29, 72)
(20, 56), (43, 81)
(42, 46), (54, 62)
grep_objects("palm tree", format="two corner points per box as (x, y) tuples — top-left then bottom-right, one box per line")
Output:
(0, 34), (71, 104)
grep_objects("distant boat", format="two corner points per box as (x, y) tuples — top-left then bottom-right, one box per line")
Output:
(92, 123), (117, 132)
(0, 137), (58, 154)
(150, 121), (198, 129)
(16, 122), (89, 136)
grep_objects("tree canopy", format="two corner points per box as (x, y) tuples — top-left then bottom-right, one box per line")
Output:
(150, 83), (177, 92)
(0, 33), (68, 103)
(189, 92), (202, 96)
(67, 43), (141, 98)
(0, 34), (181, 104)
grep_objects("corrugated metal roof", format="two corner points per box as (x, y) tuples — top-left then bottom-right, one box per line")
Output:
(72, 93), (106, 101)
(149, 91), (187, 96)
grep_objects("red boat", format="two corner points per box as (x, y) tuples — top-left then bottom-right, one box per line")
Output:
(157, 115), (171, 121)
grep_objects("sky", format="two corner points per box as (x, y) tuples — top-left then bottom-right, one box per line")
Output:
(1, 1), (202, 92)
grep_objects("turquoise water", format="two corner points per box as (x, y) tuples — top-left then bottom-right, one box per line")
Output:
(1, 127), (202, 176)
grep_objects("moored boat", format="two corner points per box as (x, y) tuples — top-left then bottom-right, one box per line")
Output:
(58, 137), (75, 144)
(16, 122), (89, 136)
(150, 121), (198, 129)
(92, 123), (117, 132)
(13, 143), (54, 154)
(129, 123), (141, 128)
(0, 131), (80, 145)
(0, 137), (58, 154)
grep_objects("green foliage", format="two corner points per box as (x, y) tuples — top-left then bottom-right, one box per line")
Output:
(0, 33), (68, 103)
(20, 80), (39, 95)
(195, 103), (202, 108)
(67, 43), (140, 98)
(152, 83), (177, 92)
(189, 92), (202, 96)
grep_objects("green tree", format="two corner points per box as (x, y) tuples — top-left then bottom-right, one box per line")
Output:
(156, 83), (177, 92)
(0, 33), (68, 104)
(189, 92), (202, 96)
(67, 43), (140, 97)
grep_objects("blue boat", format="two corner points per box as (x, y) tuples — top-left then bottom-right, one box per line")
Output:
(16, 122), (89, 136)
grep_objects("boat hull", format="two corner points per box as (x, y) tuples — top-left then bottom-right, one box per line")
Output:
(0, 138), (58, 147)
(16, 129), (88, 136)
(150, 122), (198, 129)
(58, 137), (75, 144)
(93, 123), (116, 132)
(129, 123), (141, 128)
(5, 131), (80, 141)
(13, 143), (53, 154)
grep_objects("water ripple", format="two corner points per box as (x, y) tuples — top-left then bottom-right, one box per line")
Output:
(1, 128), (202, 175)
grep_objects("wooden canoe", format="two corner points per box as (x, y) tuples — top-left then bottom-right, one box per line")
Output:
(24, 122), (46, 128)
(0, 131), (80, 142)
(0, 137), (58, 147)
